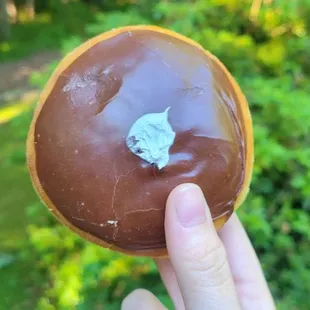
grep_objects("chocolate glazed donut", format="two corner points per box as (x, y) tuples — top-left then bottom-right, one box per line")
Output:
(27, 25), (254, 257)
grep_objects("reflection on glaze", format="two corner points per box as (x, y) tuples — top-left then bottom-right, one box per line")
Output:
(34, 29), (246, 251)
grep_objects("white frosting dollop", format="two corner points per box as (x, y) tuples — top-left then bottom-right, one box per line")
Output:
(126, 107), (176, 169)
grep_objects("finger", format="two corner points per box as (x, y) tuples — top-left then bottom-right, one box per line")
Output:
(121, 289), (167, 310)
(155, 258), (185, 310)
(219, 214), (276, 310)
(165, 183), (241, 310)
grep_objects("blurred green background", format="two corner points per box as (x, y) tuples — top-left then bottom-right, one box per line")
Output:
(0, 0), (309, 309)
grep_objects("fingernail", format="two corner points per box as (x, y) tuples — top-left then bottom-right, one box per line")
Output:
(174, 184), (207, 227)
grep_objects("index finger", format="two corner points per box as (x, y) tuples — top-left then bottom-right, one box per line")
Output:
(218, 213), (276, 310)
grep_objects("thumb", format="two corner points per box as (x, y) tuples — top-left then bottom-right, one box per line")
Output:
(165, 183), (241, 310)
(121, 289), (166, 310)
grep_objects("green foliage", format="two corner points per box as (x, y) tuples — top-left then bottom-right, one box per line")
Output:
(86, 10), (149, 36)
(1, 0), (310, 309)
(0, 1), (94, 62)
(24, 204), (165, 309)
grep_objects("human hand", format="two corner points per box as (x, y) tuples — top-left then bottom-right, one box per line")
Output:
(121, 184), (276, 310)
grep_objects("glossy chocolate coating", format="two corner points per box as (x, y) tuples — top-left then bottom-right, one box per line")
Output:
(34, 29), (246, 252)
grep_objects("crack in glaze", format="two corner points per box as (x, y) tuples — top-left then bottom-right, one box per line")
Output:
(72, 216), (85, 222)
(110, 164), (139, 242)
(177, 84), (208, 97)
(213, 208), (233, 221)
(131, 36), (183, 82)
(121, 207), (163, 219)
(95, 91), (119, 115)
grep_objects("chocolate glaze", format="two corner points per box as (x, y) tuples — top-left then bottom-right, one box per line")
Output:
(34, 29), (246, 251)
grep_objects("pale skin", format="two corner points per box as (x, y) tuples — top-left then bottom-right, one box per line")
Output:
(121, 183), (276, 310)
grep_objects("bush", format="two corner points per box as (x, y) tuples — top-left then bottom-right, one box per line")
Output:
(18, 1), (310, 309)
(0, 1), (94, 62)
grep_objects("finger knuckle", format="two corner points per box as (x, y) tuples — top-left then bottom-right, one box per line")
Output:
(185, 238), (230, 287)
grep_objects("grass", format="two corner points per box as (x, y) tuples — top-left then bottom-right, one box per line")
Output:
(0, 164), (37, 249)
(0, 259), (41, 310)
(0, 93), (36, 125)
(0, 101), (42, 309)
(0, 5), (95, 305)
(0, 3), (94, 63)
(0, 13), (62, 62)
(0, 103), (38, 250)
